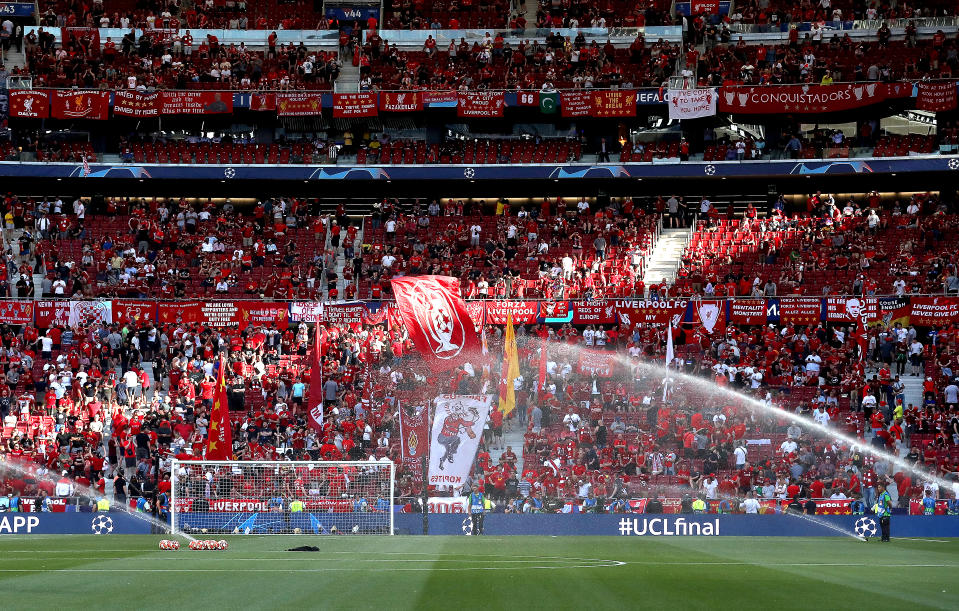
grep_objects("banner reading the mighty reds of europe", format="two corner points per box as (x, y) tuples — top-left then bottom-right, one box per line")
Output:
(427, 395), (491, 491)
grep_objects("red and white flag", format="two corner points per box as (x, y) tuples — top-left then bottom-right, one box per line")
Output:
(390, 275), (483, 372)
(308, 325), (326, 433)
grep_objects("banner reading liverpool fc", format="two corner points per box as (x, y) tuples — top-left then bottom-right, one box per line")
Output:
(390, 275), (483, 372)
(427, 395), (491, 491)
(457, 91), (505, 118)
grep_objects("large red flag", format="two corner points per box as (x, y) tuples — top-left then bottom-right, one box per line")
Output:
(308, 325), (326, 434)
(205, 358), (233, 460)
(390, 275), (483, 372)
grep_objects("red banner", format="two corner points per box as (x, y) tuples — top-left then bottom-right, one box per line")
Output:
(689, 300), (726, 335)
(571, 300), (617, 325)
(729, 299), (767, 326)
(909, 296), (959, 326)
(242, 302), (289, 329)
(691, 0), (720, 13)
(457, 91), (505, 118)
(112, 91), (160, 117)
(484, 300), (539, 325)
(158, 301), (202, 325)
(379, 91), (423, 112)
(323, 303), (368, 325)
(391, 275), (483, 372)
(916, 81), (957, 112)
(515, 90), (540, 107)
(34, 301), (71, 328)
(250, 92), (277, 111)
(160, 91), (232, 114)
(538, 301), (570, 319)
(778, 298), (822, 325)
(0, 300), (35, 325)
(591, 90), (637, 117)
(333, 93), (378, 118)
(50, 90), (110, 120)
(718, 83), (909, 114)
(398, 404), (430, 483)
(614, 299), (688, 326)
(112, 300), (158, 324)
(561, 91), (593, 117)
(276, 92), (323, 116)
(465, 302), (486, 328)
(577, 349), (616, 377)
(9, 90), (50, 118)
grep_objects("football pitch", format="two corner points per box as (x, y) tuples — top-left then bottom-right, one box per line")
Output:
(0, 535), (956, 609)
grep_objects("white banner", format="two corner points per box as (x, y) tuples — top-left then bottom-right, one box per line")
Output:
(668, 88), (717, 120)
(427, 394), (491, 492)
(69, 300), (112, 327)
(290, 301), (323, 323)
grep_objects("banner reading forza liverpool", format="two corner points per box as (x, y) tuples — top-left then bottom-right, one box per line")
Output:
(427, 395), (491, 492)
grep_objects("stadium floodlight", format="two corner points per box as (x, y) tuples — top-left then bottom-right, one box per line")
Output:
(171, 460), (394, 536)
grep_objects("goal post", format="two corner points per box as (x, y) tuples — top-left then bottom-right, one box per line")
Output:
(170, 460), (395, 535)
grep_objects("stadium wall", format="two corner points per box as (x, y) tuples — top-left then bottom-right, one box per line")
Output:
(4, 513), (958, 537)
(394, 514), (959, 537)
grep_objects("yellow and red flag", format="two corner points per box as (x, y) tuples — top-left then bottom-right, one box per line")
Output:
(205, 358), (233, 460)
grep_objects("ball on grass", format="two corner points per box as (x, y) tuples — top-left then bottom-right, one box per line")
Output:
(172, 540), (180, 550)
(351, 525), (359, 533)
(293, 527), (302, 534)
(330, 525), (338, 534)
(218, 540), (228, 550)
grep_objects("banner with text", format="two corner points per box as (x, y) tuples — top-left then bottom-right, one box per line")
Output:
(51, 90), (110, 120)
(9, 90), (49, 118)
(718, 82), (909, 114)
(332, 93), (378, 118)
(379, 91), (423, 112)
(591, 90), (637, 117)
(614, 299), (688, 326)
(160, 91), (233, 114)
(668, 88), (717, 120)
(427, 394), (491, 491)
(916, 81), (957, 112)
(457, 92), (505, 118)
(484, 300), (540, 325)
(112, 91), (161, 117)
(561, 90), (593, 117)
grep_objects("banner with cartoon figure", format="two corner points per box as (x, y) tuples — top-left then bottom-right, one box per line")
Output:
(427, 395), (491, 492)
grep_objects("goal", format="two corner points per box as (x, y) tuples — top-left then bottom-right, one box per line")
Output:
(170, 460), (395, 535)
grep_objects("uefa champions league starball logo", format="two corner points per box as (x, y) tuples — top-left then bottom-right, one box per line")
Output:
(224, 167), (236, 178)
(463, 167), (475, 179)
(948, 158), (959, 170)
(91, 515), (115, 535)
(704, 165), (716, 175)
(462, 516), (473, 536)
(853, 517), (877, 538)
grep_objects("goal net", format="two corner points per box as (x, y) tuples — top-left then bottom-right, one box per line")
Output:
(170, 460), (395, 535)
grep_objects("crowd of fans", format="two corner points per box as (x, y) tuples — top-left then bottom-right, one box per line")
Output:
(0, 191), (957, 520)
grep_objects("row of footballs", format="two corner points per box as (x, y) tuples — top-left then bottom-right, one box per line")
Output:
(158, 539), (229, 550)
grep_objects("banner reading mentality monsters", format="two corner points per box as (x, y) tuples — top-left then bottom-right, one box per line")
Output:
(427, 395), (491, 491)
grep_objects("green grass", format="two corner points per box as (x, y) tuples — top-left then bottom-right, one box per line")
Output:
(0, 535), (956, 609)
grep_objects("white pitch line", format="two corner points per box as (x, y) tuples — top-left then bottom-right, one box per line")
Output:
(893, 538), (951, 543)
(0, 563), (627, 573)
(619, 562), (958, 568)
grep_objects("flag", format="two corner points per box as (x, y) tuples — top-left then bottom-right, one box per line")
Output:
(498, 312), (520, 416)
(540, 91), (558, 114)
(308, 325), (326, 433)
(205, 357), (233, 460)
(390, 275), (483, 372)
(663, 323), (675, 401)
(855, 317), (868, 363)
(538, 336), (548, 396)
